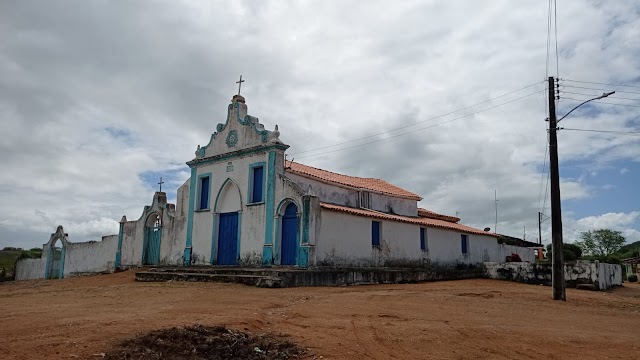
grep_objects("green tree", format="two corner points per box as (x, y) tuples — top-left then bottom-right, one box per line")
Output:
(575, 229), (626, 257)
(545, 243), (582, 261)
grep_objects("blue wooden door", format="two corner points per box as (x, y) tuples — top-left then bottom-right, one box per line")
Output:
(281, 203), (298, 266)
(144, 226), (161, 265)
(217, 212), (239, 265)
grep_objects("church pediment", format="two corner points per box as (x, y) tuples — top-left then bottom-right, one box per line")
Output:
(193, 95), (286, 160)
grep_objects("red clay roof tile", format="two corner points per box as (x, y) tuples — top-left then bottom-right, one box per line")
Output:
(286, 161), (422, 200)
(417, 208), (461, 223)
(320, 203), (496, 237)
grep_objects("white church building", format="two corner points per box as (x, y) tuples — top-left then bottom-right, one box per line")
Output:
(16, 93), (534, 280)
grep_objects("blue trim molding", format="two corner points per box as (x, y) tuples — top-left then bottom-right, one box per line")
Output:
(188, 144), (289, 168)
(236, 211), (242, 264)
(262, 151), (277, 265)
(196, 172), (213, 211)
(225, 129), (238, 147)
(184, 167), (197, 266)
(115, 222), (124, 269)
(247, 161), (266, 205)
(210, 213), (219, 265)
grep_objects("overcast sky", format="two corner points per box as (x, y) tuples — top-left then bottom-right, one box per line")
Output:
(1, 0), (639, 249)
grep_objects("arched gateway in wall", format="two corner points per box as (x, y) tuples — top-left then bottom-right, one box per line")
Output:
(45, 225), (68, 279)
(142, 213), (162, 265)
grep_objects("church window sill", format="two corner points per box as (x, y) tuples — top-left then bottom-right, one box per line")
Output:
(246, 202), (265, 207)
(195, 208), (210, 212)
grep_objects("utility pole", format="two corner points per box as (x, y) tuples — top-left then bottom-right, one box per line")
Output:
(538, 212), (542, 245)
(548, 76), (565, 301)
(494, 190), (498, 234)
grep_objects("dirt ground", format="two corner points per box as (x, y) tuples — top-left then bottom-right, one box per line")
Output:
(1, 271), (639, 360)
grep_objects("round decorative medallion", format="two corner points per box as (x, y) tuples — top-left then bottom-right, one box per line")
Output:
(226, 130), (238, 147)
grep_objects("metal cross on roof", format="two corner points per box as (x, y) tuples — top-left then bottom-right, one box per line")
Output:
(158, 177), (164, 192)
(236, 75), (245, 95)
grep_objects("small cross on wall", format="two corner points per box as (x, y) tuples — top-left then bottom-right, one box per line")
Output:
(158, 177), (164, 192)
(236, 75), (245, 95)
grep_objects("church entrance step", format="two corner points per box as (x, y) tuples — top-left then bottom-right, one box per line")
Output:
(135, 266), (484, 288)
(135, 270), (283, 288)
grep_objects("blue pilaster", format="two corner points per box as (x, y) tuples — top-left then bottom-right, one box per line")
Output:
(184, 167), (197, 266)
(262, 151), (276, 265)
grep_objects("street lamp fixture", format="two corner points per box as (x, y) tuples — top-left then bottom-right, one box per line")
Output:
(558, 91), (615, 123)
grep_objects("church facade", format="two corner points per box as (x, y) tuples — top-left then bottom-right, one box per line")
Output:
(16, 94), (534, 280)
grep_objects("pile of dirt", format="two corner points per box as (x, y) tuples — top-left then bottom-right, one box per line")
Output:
(103, 325), (309, 360)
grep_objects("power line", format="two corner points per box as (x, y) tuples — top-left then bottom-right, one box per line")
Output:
(560, 128), (640, 136)
(545, 0), (552, 79)
(294, 89), (544, 159)
(542, 163), (550, 212)
(563, 97), (640, 108)
(289, 82), (544, 157)
(562, 84), (640, 96)
(563, 78), (640, 89)
(554, 0), (559, 78)
(562, 91), (640, 102)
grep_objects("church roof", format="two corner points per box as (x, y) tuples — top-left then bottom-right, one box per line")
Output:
(320, 203), (496, 237)
(417, 208), (460, 223)
(285, 161), (422, 200)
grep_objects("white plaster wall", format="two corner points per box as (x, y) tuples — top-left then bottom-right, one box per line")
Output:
(316, 211), (422, 266)
(160, 214), (187, 265)
(369, 192), (417, 217)
(190, 151), (270, 264)
(485, 261), (622, 290)
(497, 244), (536, 263)
(317, 211), (515, 267)
(63, 235), (118, 276)
(598, 263), (623, 290)
(15, 257), (46, 280)
(285, 173), (417, 217)
(286, 173), (359, 208)
(119, 221), (142, 267)
(426, 227), (499, 264)
(201, 100), (279, 158)
(175, 180), (190, 217)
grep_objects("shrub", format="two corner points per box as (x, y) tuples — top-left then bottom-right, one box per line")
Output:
(628, 274), (638, 283)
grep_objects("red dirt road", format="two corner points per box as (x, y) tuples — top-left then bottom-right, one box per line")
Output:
(1, 271), (639, 359)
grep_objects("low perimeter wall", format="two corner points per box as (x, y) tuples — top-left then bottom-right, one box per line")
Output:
(484, 261), (623, 290)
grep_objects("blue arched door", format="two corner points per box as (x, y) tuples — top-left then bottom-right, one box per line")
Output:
(281, 203), (298, 265)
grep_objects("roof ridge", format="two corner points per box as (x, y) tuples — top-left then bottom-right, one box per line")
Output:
(287, 161), (380, 181)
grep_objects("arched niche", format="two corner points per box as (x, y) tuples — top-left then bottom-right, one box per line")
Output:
(214, 178), (242, 213)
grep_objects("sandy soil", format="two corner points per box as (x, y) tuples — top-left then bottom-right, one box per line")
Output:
(1, 270), (639, 359)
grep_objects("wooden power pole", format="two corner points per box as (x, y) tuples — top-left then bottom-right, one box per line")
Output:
(538, 212), (542, 245)
(548, 76), (566, 301)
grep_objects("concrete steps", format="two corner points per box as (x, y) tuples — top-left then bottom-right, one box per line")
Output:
(135, 269), (283, 288)
(135, 266), (484, 288)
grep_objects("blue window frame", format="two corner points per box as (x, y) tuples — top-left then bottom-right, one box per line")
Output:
(420, 228), (427, 251)
(252, 166), (264, 203)
(248, 162), (266, 204)
(199, 176), (210, 210)
(461, 234), (469, 254)
(372, 221), (381, 247)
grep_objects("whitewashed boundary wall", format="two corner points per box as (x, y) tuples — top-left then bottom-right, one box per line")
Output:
(15, 226), (118, 281)
(484, 260), (623, 290)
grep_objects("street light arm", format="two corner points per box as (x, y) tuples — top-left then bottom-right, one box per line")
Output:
(557, 91), (615, 123)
